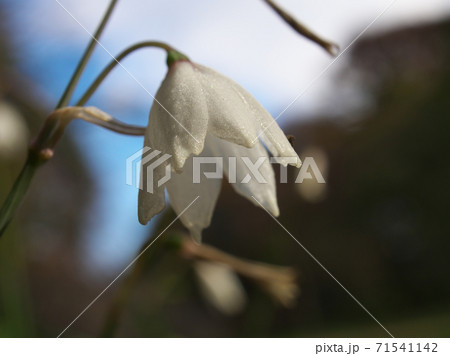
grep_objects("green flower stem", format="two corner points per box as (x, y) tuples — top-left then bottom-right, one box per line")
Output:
(56, 0), (119, 108)
(0, 0), (120, 238)
(0, 112), (67, 237)
(0, 1), (180, 238)
(0, 107), (146, 238)
(76, 41), (174, 106)
(0, 158), (39, 237)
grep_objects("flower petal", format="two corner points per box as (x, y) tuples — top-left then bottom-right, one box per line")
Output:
(207, 135), (280, 216)
(146, 61), (209, 172)
(166, 146), (222, 243)
(195, 64), (258, 148)
(138, 160), (168, 225)
(222, 77), (301, 168)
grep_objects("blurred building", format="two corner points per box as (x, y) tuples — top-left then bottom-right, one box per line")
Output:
(200, 18), (450, 337)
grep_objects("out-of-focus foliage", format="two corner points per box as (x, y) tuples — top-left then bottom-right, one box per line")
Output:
(0, 12), (94, 336)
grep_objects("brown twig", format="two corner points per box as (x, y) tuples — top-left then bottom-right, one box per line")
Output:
(180, 236), (300, 307)
(263, 0), (339, 56)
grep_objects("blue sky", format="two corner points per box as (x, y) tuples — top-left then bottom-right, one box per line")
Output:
(4, 0), (450, 274)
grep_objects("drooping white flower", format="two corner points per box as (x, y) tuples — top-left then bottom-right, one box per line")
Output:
(139, 53), (300, 242)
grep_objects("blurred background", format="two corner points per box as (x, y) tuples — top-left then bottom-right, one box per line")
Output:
(0, 0), (450, 337)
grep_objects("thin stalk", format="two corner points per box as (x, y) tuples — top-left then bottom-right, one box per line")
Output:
(77, 41), (173, 106)
(263, 0), (339, 56)
(79, 113), (145, 136)
(56, 0), (119, 108)
(0, 116), (66, 237)
(67, 106), (146, 136)
(0, 0), (119, 237)
(0, 106), (145, 237)
(0, 157), (40, 237)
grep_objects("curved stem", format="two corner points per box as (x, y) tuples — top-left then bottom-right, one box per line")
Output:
(80, 114), (145, 136)
(0, 107), (144, 238)
(0, 3), (175, 237)
(56, 0), (119, 108)
(34, 107), (146, 141)
(69, 107), (146, 136)
(77, 41), (173, 106)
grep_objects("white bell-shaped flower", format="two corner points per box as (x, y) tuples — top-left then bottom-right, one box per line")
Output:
(139, 55), (300, 242)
